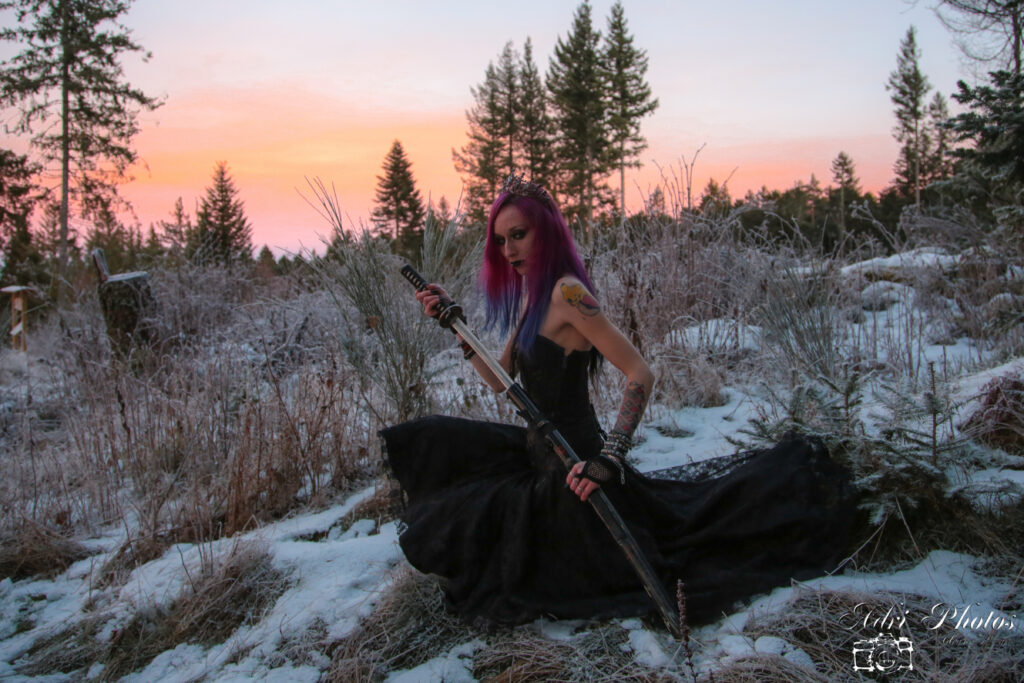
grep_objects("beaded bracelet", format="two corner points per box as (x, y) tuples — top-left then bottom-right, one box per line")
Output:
(601, 430), (632, 459)
(459, 339), (476, 360)
(598, 431), (632, 484)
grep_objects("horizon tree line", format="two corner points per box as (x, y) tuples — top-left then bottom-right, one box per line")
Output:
(3, 0), (1024, 292)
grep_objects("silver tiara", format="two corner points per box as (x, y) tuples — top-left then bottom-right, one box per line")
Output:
(501, 173), (555, 207)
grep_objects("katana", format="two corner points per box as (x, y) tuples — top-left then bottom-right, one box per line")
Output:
(400, 264), (680, 637)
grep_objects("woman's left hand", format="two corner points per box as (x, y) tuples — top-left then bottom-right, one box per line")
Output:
(566, 462), (600, 502)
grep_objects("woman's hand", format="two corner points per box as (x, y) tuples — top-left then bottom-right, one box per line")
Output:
(415, 284), (448, 318)
(566, 462), (600, 502)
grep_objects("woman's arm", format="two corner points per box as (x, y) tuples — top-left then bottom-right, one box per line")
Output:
(459, 333), (515, 393)
(552, 278), (655, 501)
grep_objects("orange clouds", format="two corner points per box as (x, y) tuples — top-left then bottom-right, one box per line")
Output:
(121, 84), (467, 252)
(117, 82), (904, 254)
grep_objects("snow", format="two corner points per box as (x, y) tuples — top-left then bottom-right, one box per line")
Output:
(385, 640), (484, 682)
(625, 622), (674, 668)
(4, 247), (1024, 680)
(632, 389), (758, 472)
(840, 246), (960, 277)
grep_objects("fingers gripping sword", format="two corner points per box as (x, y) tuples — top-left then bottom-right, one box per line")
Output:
(400, 265), (680, 637)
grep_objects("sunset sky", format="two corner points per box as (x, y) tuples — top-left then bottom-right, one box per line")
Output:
(3, 1), (967, 255)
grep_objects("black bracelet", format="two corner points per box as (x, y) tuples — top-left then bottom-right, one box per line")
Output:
(459, 339), (476, 360)
(601, 430), (632, 460)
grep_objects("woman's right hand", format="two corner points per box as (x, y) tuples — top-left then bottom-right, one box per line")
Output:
(415, 284), (448, 318)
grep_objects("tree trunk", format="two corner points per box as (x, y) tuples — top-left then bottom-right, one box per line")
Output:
(59, 0), (71, 293)
(1014, 4), (1022, 77)
(619, 141), (626, 221)
(914, 119), (921, 209)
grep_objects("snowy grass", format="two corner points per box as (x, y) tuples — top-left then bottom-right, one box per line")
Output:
(3, 211), (1024, 679)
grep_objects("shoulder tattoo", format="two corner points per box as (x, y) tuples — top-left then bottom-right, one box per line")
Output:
(560, 282), (600, 317)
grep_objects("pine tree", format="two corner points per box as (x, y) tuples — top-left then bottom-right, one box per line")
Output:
(141, 224), (163, 265)
(34, 200), (80, 278)
(924, 92), (955, 184)
(85, 196), (140, 274)
(0, 149), (45, 286)
(516, 38), (556, 190)
(0, 149), (40, 252)
(887, 26), (932, 209)
(426, 195), (455, 232)
(372, 140), (425, 256)
(158, 197), (192, 258)
(830, 151), (860, 241)
(0, 0), (161, 286)
(0, 216), (44, 287)
(455, 39), (560, 223)
(943, 70), (1024, 232)
(698, 178), (732, 217)
(644, 185), (667, 219)
(494, 42), (520, 177)
(256, 244), (278, 279)
(453, 63), (505, 223)
(547, 0), (611, 226)
(453, 43), (523, 223)
(603, 0), (659, 218)
(189, 162), (253, 266)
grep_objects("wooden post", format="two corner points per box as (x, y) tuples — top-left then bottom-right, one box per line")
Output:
(1, 286), (32, 352)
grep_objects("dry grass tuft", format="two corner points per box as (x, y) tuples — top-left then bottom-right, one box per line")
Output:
(326, 567), (677, 682)
(325, 568), (472, 680)
(0, 518), (93, 580)
(96, 532), (172, 588)
(99, 541), (285, 680)
(962, 373), (1024, 454)
(472, 626), (675, 682)
(17, 616), (108, 677)
(347, 480), (404, 528)
(711, 655), (827, 682)
(653, 352), (727, 409)
(845, 491), (1024, 577)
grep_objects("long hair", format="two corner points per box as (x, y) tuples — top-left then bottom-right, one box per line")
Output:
(480, 190), (596, 357)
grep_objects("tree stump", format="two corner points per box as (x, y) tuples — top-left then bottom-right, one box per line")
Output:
(93, 248), (159, 359)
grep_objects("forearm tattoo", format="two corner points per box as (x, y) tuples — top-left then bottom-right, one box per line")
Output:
(613, 381), (647, 436)
(560, 282), (600, 317)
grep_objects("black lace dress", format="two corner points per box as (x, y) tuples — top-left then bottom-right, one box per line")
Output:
(380, 335), (858, 628)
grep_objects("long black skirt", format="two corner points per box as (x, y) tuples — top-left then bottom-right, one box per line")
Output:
(381, 416), (858, 628)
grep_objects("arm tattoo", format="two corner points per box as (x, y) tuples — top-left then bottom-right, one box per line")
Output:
(613, 381), (648, 436)
(560, 282), (600, 317)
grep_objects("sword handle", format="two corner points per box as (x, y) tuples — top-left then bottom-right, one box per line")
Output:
(400, 264), (464, 329)
(400, 264), (429, 292)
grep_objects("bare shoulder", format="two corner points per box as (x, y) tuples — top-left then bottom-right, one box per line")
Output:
(553, 276), (601, 318)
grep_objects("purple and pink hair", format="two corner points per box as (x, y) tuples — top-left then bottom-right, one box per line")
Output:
(480, 190), (596, 356)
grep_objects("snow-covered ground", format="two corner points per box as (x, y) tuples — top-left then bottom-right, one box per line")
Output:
(3, 246), (1024, 680)
(3, 366), (1022, 680)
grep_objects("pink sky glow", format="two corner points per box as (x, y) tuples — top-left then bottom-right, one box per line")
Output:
(3, 1), (967, 255)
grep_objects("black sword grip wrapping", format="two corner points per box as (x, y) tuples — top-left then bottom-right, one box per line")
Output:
(400, 264), (429, 292)
(400, 263), (464, 329)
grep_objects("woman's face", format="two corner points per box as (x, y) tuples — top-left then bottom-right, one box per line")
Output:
(493, 204), (536, 276)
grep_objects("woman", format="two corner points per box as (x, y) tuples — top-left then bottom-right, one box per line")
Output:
(381, 176), (857, 630)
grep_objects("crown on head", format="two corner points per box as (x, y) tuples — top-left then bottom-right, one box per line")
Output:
(501, 173), (555, 207)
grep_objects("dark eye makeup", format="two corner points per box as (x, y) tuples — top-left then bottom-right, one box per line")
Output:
(494, 227), (528, 246)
